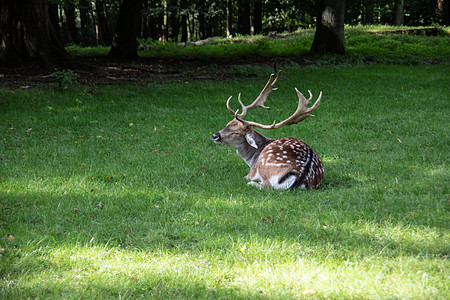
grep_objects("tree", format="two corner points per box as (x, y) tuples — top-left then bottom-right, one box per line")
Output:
(310, 0), (347, 55)
(108, 0), (143, 58)
(0, 0), (74, 68)
(95, 0), (113, 45)
(238, 0), (251, 35)
(437, 0), (449, 25)
(393, 0), (405, 25)
(79, 0), (95, 46)
(226, 0), (233, 37)
(63, 0), (80, 44)
(253, 0), (263, 34)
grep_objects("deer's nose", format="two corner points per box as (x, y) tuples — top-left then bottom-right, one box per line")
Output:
(212, 132), (221, 142)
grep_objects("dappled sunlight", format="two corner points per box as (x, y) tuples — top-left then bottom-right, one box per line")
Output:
(2, 65), (448, 298)
(1, 173), (447, 298)
(5, 223), (446, 298)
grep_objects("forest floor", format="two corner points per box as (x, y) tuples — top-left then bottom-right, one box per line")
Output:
(0, 55), (314, 89)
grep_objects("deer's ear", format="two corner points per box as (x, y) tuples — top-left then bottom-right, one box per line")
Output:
(245, 133), (258, 149)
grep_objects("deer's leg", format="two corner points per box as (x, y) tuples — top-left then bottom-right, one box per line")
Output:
(247, 181), (264, 189)
(245, 167), (264, 188)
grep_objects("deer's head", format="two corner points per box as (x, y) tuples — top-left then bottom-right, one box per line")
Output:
(212, 71), (322, 148)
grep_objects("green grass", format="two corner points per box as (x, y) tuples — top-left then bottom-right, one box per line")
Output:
(66, 25), (450, 64)
(1, 65), (449, 298)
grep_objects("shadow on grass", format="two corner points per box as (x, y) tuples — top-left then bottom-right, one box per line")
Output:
(1, 165), (447, 298)
(2, 183), (446, 257)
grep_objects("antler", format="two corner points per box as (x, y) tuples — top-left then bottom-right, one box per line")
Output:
(238, 89), (322, 130)
(227, 70), (281, 118)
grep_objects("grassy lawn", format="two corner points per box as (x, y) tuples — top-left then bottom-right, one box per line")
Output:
(66, 25), (450, 64)
(1, 64), (449, 298)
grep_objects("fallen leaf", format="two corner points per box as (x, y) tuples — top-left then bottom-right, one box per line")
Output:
(129, 123), (134, 127)
(73, 208), (80, 213)
(261, 216), (273, 223)
(322, 225), (328, 229)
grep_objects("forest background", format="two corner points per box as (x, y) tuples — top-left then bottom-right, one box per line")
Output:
(49, 0), (447, 47)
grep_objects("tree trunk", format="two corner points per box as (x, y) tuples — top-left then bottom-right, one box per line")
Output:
(95, 0), (112, 45)
(181, 14), (188, 42)
(0, 0), (75, 68)
(253, 0), (262, 34)
(198, 12), (206, 40)
(437, 0), (449, 25)
(310, 0), (347, 55)
(393, 0), (405, 26)
(226, 0), (233, 37)
(63, 0), (79, 44)
(162, 0), (168, 41)
(79, 0), (95, 46)
(108, 0), (142, 59)
(180, 0), (188, 42)
(238, 0), (251, 35)
(48, 2), (62, 42)
(168, 2), (180, 41)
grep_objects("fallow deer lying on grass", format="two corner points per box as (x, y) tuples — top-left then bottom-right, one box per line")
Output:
(212, 71), (324, 190)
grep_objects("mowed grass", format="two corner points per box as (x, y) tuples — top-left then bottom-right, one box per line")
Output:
(0, 65), (449, 298)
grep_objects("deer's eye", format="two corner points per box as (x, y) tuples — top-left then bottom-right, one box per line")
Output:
(232, 132), (240, 135)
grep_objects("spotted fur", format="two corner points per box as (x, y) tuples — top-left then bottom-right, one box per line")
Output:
(213, 120), (324, 190)
(246, 137), (324, 189)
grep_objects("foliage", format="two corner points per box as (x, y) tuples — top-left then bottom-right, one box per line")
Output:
(0, 65), (449, 298)
(51, 70), (80, 89)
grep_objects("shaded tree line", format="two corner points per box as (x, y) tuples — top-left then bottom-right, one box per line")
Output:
(1, 0), (447, 68)
(46, 0), (449, 47)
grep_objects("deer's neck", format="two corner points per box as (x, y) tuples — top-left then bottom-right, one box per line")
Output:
(235, 130), (273, 168)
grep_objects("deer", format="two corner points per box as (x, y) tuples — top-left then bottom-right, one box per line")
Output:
(212, 71), (324, 190)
